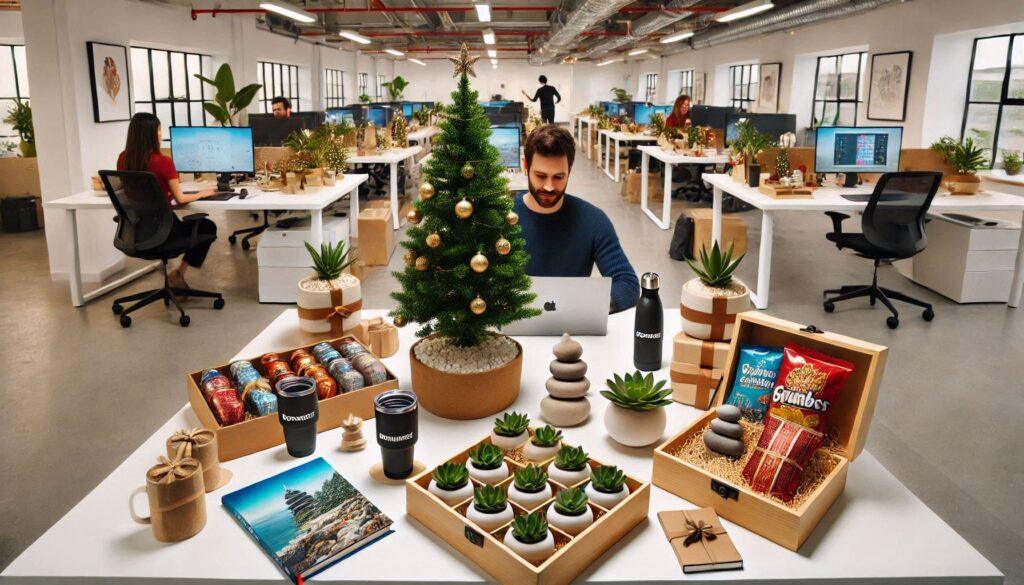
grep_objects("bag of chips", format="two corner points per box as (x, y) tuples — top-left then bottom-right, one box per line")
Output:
(725, 345), (783, 422)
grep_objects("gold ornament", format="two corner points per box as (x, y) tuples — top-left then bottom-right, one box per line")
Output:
(393, 314), (407, 327)
(426, 233), (442, 248)
(419, 182), (435, 200)
(447, 43), (481, 78)
(496, 237), (511, 255)
(461, 163), (475, 179)
(455, 198), (473, 219)
(470, 295), (486, 315)
(415, 256), (430, 271)
(470, 253), (489, 273)
(404, 250), (416, 267)
(506, 211), (519, 226)
(407, 209), (421, 225)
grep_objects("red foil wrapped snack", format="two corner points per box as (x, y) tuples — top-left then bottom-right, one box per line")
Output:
(259, 353), (281, 367)
(199, 369), (245, 426)
(305, 364), (338, 399)
(290, 349), (316, 374)
(742, 414), (824, 501)
(262, 359), (295, 384)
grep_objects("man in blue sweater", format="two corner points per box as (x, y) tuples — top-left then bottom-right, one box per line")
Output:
(513, 125), (639, 313)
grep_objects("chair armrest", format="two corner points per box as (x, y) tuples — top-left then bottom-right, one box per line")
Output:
(180, 213), (208, 248)
(181, 213), (208, 222)
(824, 211), (850, 249)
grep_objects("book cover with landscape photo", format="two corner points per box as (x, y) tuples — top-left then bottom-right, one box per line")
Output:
(222, 458), (393, 583)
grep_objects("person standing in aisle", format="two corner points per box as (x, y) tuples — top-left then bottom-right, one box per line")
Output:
(522, 76), (561, 124)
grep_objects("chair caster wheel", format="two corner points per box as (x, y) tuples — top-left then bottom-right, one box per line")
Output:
(163, 296), (170, 306)
(241, 239), (251, 251)
(922, 308), (934, 321)
(886, 316), (899, 329)
(180, 315), (191, 327)
(112, 304), (123, 315)
(228, 235), (237, 245)
(823, 302), (835, 313)
(119, 315), (132, 328)
(214, 298), (225, 310)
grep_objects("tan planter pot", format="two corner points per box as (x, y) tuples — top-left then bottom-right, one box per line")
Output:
(296, 274), (363, 336)
(731, 160), (747, 184)
(323, 170), (338, 187)
(657, 136), (672, 150)
(409, 335), (523, 420)
(679, 277), (750, 342)
(945, 174), (981, 195)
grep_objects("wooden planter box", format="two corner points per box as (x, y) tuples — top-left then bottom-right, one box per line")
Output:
(653, 312), (887, 551)
(186, 334), (398, 462)
(406, 432), (650, 585)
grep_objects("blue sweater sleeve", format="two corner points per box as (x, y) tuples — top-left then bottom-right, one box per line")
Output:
(590, 211), (639, 313)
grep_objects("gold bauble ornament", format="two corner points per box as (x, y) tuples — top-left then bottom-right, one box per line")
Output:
(470, 253), (489, 273)
(393, 315), (407, 327)
(506, 211), (519, 226)
(496, 237), (511, 255)
(455, 198), (473, 219)
(461, 163), (475, 179)
(470, 296), (486, 315)
(415, 256), (430, 271)
(404, 250), (416, 267)
(418, 182), (435, 200)
(426, 233), (441, 248)
(407, 209), (422, 225)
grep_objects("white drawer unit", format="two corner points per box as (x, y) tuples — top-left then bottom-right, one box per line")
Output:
(256, 216), (350, 303)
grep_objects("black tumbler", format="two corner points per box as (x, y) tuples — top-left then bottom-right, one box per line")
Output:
(276, 376), (319, 457)
(374, 390), (418, 479)
(747, 163), (761, 188)
(634, 272), (664, 371)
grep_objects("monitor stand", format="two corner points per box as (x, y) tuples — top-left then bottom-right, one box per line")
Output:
(215, 173), (235, 195)
(843, 172), (859, 188)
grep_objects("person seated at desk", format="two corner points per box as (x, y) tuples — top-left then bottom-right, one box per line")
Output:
(271, 96), (292, 119)
(666, 94), (692, 130)
(513, 125), (639, 313)
(116, 112), (217, 291)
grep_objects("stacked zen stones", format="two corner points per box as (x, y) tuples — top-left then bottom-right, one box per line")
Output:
(703, 404), (744, 458)
(540, 334), (590, 427)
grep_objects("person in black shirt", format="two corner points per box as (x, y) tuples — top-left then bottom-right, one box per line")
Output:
(522, 75), (561, 124)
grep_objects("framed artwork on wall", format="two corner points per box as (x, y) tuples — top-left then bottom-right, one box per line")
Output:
(693, 72), (706, 105)
(867, 51), (912, 121)
(757, 62), (782, 113)
(86, 41), (132, 123)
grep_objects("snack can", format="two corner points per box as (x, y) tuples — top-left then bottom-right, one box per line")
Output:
(290, 350), (316, 374)
(327, 358), (365, 393)
(259, 353), (281, 367)
(351, 352), (388, 386)
(338, 339), (368, 359)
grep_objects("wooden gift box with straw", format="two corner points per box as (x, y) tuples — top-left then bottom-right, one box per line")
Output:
(186, 335), (398, 462)
(653, 312), (887, 551)
(406, 430), (650, 585)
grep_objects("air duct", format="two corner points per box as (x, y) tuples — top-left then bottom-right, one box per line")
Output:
(579, 0), (703, 59)
(531, 0), (636, 63)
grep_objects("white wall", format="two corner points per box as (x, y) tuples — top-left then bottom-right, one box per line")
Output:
(0, 10), (20, 39)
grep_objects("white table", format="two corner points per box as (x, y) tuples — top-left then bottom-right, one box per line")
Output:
(348, 145), (422, 229)
(638, 145), (731, 229)
(704, 173), (1024, 309)
(1, 308), (1002, 584)
(598, 129), (658, 182)
(574, 116), (596, 159)
(43, 174), (368, 308)
(407, 126), (440, 150)
(420, 152), (528, 191)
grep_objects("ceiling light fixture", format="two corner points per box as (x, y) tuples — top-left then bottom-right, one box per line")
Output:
(597, 58), (620, 67)
(408, 58), (426, 66)
(482, 28), (496, 45)
(260, 1), (316, 23)
(491, 58), (498, 68)
(628, 48), (648, 56)
(487, 49), (497, 58)
(715, 0), (774, 23)
(338, 30), (371, 45)
(385, 48), (404, 57)
(475, 2), (492, 23)
(660, 30), (695, 44)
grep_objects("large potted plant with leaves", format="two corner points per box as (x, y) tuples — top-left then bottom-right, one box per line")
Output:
(680, 242), (749, 341)
(3, 100), (34, 158)
(601, 371), (672, 447)
(296, 241), (362, 336)
(194, 64), (261, 126)
(931, 136), (988, 195)
(381, 76), (410, 101)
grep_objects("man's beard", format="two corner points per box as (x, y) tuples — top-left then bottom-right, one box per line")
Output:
(528, 182), (564, 209)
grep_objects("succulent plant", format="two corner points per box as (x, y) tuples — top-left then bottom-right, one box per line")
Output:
(531, 425), (562, 447)
(553, 487), (589, 516)
(305, 240), (358, 282)
(469, 442), (504, 470)
(686, 241), (744, 288)
(590, 465), (627, 493)
(1003, 150), (1022, 174)
(510, 511), (549, 544)
(931, 135), (989, 175)
(493, 411), (530, 437)
(473, 484), (508, 513)
(553, 445), (589, 472)
(514, 464), (548, 492)
(432, 462), (469, 491)
(601, 371), (672, 411)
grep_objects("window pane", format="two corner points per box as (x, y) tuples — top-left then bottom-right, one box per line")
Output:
(817, 57), (837, 99)
(970, 36), (1009, 102)
(963, 103), (999, 149)
(0, 48), (15, 98)
(749, 80), (759, 103)
(170, 52), (186, 99)
(0, 98), (14, 137)
(14, 46), (29, 98)
(187, 54), (203, 98)
(152, 50), (170, 99)
(189, 102), (205, 127)
(821, 101), (838, 126)
(996, 105), (1024, 162)
(173, 101), (189, 126)
(1009, 37), (1024, 99)
(155, 102), (173, 127)
(839, 103), (857, 126)
(130, 48), (151, 101)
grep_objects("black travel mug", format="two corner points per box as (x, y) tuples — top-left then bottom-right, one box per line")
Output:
(374, 390), (419, 479)
(634, 272), (664, 371)
(276, 376), (319, 458)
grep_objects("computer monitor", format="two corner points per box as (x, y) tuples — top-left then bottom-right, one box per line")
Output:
(366, 106), (389, 127)
(250, 114), (318, 147)
(326, 108), (356, 126)
(725, 113), (797, 144)
(170, 126), (254, 192)
(633, 104), (657, 125)
(402, 103), (416, 118)
(690, 105), (738, 129)
(654, 105), (673, 117)
(602, 101), (624, 116)
(489, 126), (521, 169)
(815, 126), (903, 187)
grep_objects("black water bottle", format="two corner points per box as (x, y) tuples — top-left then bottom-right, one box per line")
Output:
(634, 272), (663, 371)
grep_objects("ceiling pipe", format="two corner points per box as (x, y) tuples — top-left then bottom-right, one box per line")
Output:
(580, 0), (704, 59)
(192, 6), (556, 19)
(532, 0), (638, 64)
(618, 5), (726, 13)
(303, 29), (663, 38)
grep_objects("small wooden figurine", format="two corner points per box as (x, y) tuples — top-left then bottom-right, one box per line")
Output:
(341, 413), (367, 451)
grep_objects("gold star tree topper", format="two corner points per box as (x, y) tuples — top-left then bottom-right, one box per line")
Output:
(448, 43), (481, 78)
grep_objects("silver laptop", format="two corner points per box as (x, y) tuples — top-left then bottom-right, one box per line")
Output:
(502, 277), (612, 336)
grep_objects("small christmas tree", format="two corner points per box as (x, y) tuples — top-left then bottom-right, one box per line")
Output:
(775, 148), (791, 178)
(392, 114), (409, 147)
(390, 44), (538, 347)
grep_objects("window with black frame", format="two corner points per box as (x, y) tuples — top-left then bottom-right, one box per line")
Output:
(679, 69), (693, 98)
(961, 33), (1024, 167)
(324, 68), (346, 109)
(256, 61), (301, 113)
(376, 74), (386, 100)
(358, 72), (369, 99)
(812, 52), (867, 127)
(729, 63), (759, 110)
(130, 47), (211, 144)
(0, 44), (29, 143)
(643, 73), (658, 103)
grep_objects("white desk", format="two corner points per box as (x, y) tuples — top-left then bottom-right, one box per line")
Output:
(420, 152), (528, 191)
(407, 126), (440, 149)
(638, 145), (731, 229)
(0, 308), (1002, 584)
(574, 116), (596, 159)
(598, 129), (658, 182)
(704, 173), (1024, 309)
(44, 174), (368, 308)
(348, 146), (423, 229)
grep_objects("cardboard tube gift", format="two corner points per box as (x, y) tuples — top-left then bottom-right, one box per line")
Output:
(128, 457), (207, 543)
(297, 281), (363, 336)
(166, 427), (232, 492)
(670, 362), (723, 410)
(673, 332), (730, 370)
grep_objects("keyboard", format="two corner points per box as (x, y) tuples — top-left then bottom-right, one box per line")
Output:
(204, 191), (239, 201)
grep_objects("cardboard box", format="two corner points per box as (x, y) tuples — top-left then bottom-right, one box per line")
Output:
(186, 335), (399, 462)
(358, 207), (395, 266)
(682, 207), (747, 257)
(622, 169), (663, 204)
(0, 157), (41, 198)
(673, 332), (729, 369)
(669, 362), (723, 410)
(653, 312), (887, 551)
(407, 432), (650, 585)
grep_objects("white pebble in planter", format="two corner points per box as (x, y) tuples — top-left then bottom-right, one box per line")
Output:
(467, 503), (514, 532)
(502, 529), (555, 563)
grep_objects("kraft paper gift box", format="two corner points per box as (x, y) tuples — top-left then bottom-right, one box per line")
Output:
(673, 332), (730, 370)
(357, 207), (395, 266)
(670, 361), (723, 410)
(657, 508), (742, 574)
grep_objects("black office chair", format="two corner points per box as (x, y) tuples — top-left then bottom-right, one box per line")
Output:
(822, 171), (941, 329)
(229, 210), (271, 251)
(100, 170), (225, 328)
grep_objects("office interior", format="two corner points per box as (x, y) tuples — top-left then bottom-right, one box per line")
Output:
(1, 0), (1023, 583)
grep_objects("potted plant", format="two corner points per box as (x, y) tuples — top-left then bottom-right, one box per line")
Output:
(467, 442), (509, 485)
(1004, 151), (1022, 176)
(467, 484), (513, 532)
(296, 241), (361, 336)
(381, 76), (410, 101)
(502, 511), (555, 563)
(391, 113), (409, 148)
(490, 412), (530, 450)
(546, 445), (591, 487)
(427, 462), (473, 505)
(546, 487), (593, 535)
(411, 108), (430, 129)
(681, 241), (750, 341)
(508, 464), (552, 510)
(739, 120), (773, 187)
(931, 136), (988, 195)
(3, 100), (34, 158)
(601, 371), (672, 447)
(359, 93), (372, 104)
(284, 129), (326, 183)
(523, 425), (562, 462)
(586, 104), (602, 119)
(610, 87), (631, 103)
(194, 64), (262, 127)
(585, 465), (630, 508)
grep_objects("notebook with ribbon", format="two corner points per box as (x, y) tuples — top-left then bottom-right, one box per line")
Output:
(657, 508), (743, 573)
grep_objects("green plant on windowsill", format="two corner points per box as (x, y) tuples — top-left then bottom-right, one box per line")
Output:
(381, 75), (410, 101)
(4, 99), (35, 157)
(1003, 150), (1022, 176)
(359, 93), (372, 104)
(930, 136), (989, 176)
(610, 87), (631, 103)
(194, 64), (261, 127)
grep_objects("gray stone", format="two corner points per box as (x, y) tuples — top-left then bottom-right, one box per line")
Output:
(541, 395), (590, 427)
(545, 377), (590, 399)
(716, 404), (742, 423)
(553, 333), (584, 362)
(550, 359), (587, 381)
(703, 431), (744, 458)
(710, 418), (743, 439)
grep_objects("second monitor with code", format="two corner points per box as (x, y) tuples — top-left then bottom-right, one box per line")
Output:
(815, 126), (902, 188)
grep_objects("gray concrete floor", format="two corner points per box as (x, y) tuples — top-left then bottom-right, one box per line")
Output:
(1, 155), (1022, 584)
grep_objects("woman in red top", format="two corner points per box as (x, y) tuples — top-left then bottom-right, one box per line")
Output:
(117, 112), (217, 290)
(666, 94), (692, 130)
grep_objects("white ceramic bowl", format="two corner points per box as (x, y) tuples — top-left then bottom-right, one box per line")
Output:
(468, 461), (510, 485)
(428, 479), (474, 506)
(503, 529), (555, 563)
(490, 430), (529, 451)
(466, 503), (514, 532)
(546, 504), (594, 536)
(507, 483), (553, 510)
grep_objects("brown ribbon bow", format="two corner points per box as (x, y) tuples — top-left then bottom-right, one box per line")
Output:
(683, 519), (718, 547)
(296, 286), (363, 336)
(168, 428), (214, 460)
(148, 456), (201, 484)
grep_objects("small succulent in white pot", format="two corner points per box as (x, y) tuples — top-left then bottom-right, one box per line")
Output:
(546, 445), (591, 487)
(467, 442), (509, 485)
(427, 462), (473, 506)
(585, 465), (630, 509)
(503, 511), (555, 563)
(490, 411), (530, 450)
(507, 464), (552, 510)
(466, 484), (513, 532)
(546, 487), (594, 536)
(681, 242), (749, 341)
(523, 425), (562, 462)
(601, 371), (672, 447)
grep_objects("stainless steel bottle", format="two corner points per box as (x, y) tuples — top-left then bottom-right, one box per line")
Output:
(634, 272), (663, 371)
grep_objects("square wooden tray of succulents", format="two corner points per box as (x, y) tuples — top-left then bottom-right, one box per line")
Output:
(406, 412), (650, 585)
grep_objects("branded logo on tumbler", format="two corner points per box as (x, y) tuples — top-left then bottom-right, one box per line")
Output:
(635, 331), (662, 339)
(378, 432), (415, 442)
(281, 411), (316, 422)
(543, 300), (557, 312)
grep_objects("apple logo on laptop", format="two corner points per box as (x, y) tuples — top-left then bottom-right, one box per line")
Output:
(543, 300), (557, 312)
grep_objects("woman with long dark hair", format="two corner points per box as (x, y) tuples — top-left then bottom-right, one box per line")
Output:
(117, 112), (217, 289)
(666, 94), (692, 130)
